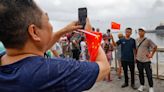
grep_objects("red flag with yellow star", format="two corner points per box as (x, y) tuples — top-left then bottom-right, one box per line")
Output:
(85, 30), (102, 62)
(111, 22), (121, 30)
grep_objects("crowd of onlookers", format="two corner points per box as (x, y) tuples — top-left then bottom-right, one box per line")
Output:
(49, 27), (157, 92)
(49, 27), (103, 61)
(48, 28), (123, 82)
(49, 28), (116, 62)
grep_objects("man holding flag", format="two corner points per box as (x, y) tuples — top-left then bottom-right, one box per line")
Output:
(111, 27), (137, 89)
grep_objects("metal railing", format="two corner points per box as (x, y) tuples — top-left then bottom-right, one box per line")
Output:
(113, 47), (164, 80)
(156, 47), (164, 79)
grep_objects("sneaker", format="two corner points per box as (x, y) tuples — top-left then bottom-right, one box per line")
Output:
(149, 87), (154, 92)
(121, 83), (128, 88)
(138, 85), (144, 91)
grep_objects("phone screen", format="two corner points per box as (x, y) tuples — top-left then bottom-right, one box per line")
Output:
(78, 7), (87, 29)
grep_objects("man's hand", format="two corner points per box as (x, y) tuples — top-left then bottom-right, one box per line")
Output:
(46, 21), (82, 51)
(146, 53), (153, 59)
(85, 18), (92, 31)
(63, 21), (82, 33)
(147, 46), (157, 59)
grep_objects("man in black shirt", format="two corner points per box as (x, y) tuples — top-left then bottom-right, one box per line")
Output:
(111, 28), (137, 89)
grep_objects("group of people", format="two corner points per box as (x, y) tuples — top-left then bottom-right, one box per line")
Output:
(94, 27), (157, 92)
(50, 27), (102, 61)
(110, 27), (157, 92)
(49, 25), (157, 92)
(98, 27), (157, 92)
(50, 31), (88, 61)
(0, 0), (157, 92)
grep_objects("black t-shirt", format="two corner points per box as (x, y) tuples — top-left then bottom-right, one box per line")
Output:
(117, 38), (136, 61)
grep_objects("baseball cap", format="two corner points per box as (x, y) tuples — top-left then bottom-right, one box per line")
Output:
(138, 27), (146, 31)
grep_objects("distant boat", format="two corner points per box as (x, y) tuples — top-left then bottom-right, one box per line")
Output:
(155, 25), (164, 36)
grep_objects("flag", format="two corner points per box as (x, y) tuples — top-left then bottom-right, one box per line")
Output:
(111, 22), (121, 30)
(85, 30), (102, 62)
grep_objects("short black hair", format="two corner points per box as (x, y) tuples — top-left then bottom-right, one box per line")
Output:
(92, 27), (95, 31)
(107, 29), (111, 33)
(125, 27), (132, 31)
(0, 0), (42, 49)
(81, 36), (85, 41)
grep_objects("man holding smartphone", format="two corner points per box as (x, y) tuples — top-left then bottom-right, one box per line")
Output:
(0, 1), (110, 92)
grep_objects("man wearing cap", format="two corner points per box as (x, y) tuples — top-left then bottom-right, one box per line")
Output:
(136, 28), (157, 92)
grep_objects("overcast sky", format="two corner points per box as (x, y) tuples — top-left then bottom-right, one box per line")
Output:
(35, 0), (164, 32)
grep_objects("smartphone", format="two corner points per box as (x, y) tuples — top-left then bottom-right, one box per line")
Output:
(78, 7), (87, 29)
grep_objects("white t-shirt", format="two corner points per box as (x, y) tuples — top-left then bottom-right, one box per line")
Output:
(80, 41), (86, 53)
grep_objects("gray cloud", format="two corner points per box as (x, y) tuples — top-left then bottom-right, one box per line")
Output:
(153, 0), (164, 9)
(35, 0), (164, 32)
